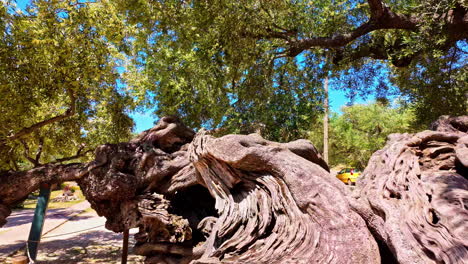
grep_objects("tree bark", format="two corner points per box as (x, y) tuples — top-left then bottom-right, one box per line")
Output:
(0, 163), (86, 226)
(323, 74), (329, 164)
(352, 116), (468, 264)
(0, 115), (466, 264)
(272, 0), (468, 64)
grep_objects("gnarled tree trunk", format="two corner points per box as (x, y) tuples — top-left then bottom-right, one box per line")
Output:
(0, 115), (466, 264)
(352, 115), (468, 264)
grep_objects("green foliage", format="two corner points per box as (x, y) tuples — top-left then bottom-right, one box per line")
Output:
(0, 0), (134, 171)
(219, 58), (324, 142)
(120, 1), (330, 135)
(391, 43), (468, 126)
(309, 102), (418, 169)
(2, 0), (465, 173)
(119, 0), (466, 133)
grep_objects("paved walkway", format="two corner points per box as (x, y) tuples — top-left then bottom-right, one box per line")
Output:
(0, 202), (144, 263)
(31, 210), (142, 263)
(0, 201), (92, 256)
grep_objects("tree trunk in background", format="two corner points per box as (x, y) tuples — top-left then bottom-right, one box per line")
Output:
(323, 75), (329, 164)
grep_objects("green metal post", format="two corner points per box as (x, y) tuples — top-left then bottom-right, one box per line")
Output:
(26, 183), (51, 262)
(122, 229), (129, 264)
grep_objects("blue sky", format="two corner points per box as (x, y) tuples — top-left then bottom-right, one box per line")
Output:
(14, 0), (28, 10)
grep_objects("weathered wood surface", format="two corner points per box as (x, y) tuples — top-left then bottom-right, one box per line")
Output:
(0, 115), (466, 264)
(352, 115), (468, 264)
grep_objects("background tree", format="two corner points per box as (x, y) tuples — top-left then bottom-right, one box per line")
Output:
(215, 58), (325, 142)
(309, 102), (418, 169)
(0, 0), (134, 171)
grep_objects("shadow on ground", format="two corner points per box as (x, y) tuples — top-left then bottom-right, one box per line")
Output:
(37, 230), (144, 264)
(3, 208), (93, 229)
(2, 230), (144, 264)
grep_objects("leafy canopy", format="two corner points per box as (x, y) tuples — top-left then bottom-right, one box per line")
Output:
(0, 0), (133, 171)
(1, 0), (466, 171)
(120, 0), (466, 131)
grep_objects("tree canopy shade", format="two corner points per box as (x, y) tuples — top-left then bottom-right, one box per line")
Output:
(0, 0), (134, 171)
(119, 0), (468, 64)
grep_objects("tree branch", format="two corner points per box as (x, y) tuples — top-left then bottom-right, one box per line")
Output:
(368, 0), (385, 18)
(34, 137), (44, 165)
(284, 5), (419, 57)
(21, 139), (39, 167)
(4, 89), (76, 142)
(332, 39), (419, 67)
(285, 21), (378, 57)
(51, 145), (93, 164)
(279, 2), (467, 63)
(0, 163), (87, 206)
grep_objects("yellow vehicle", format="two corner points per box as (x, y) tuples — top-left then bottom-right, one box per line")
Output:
(336, 168), (361, 185)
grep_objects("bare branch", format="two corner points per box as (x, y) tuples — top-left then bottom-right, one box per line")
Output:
(273, 54), (289, 60)
(20, 139), (39, 167)
(51, 145), (93, 164)
(34, 137), (44, 165)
